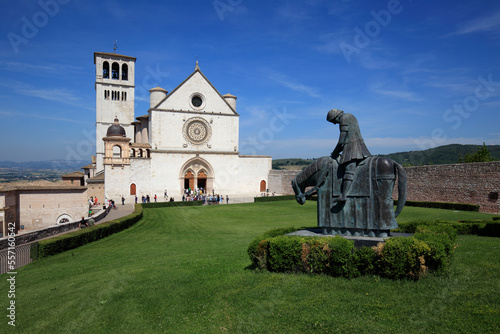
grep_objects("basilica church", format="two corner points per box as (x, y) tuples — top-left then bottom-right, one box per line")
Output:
(91, 52), (271, 200)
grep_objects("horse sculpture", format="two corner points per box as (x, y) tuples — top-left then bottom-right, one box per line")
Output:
(292, 155), (407, 238)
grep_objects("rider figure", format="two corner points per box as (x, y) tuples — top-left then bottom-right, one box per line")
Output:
(327, 109), (371, 203)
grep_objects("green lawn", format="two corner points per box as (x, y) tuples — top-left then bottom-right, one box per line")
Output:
(1, 201), (499, 333)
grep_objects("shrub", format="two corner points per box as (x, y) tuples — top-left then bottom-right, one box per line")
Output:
(303, 239), (330, 273)
(33, 204), (143, 259)
(396, 219), (500, 237)
(254, 195), (296, 202)
(247, 226), (302, 266)
(380, 237), (431, 280)
(249, 226), (455, 280)
(478, 222), (500, 237)
(414, 231), (454, 274)
(267, 236), (303, 272)
(393, 200), (479, 212)
(325, 236), (355, 277)
(352, 246), (378, 276)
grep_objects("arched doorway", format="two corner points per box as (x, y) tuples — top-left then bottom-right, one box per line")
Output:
(184, 171), (194, 190)
(260, 180), (267, 192)
(198, 171), (207, 191)
(56, 214), (72, 225)
(130, 183), (136, 196)
(179, 157), (214, 194)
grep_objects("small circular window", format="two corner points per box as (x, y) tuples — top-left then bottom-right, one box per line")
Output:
(189, 93), (205, 110)
(192, 95), (202, 107)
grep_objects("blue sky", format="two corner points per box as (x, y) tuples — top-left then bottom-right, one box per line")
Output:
(1, 0), (500, 162)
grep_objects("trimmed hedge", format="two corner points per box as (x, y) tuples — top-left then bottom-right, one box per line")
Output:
(393, 199), (480, 212)
(248, 225), (457, 280)
(32, 204), (143, 259)
(395, 219), (500, 237)
(254, 195), (296, 202)
(142, 201), (203, 209)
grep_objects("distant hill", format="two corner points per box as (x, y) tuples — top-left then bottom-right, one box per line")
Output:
(272, 144), (500, 169)
(0, 160), (89, 183)
(379, 144), (500, 166)
(272, 158), (315, 170)
(0, 160), (89, 171)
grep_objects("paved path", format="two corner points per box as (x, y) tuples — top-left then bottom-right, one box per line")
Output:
(97, 203), (135, 224)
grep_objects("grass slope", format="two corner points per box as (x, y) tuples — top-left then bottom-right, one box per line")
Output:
(1, 201), (499, 333)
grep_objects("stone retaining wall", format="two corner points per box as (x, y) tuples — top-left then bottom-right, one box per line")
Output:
(0, 208), (109, 250)
(395, 161), (500, 213)
(268, 161), (500, 213)
(268, 170), (299, 195)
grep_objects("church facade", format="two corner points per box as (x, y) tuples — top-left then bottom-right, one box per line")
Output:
(93, 52), (271, 200)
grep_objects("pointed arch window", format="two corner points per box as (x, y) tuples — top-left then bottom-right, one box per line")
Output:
(103, 61), (109, 79)
(111, 62), (119, 80)
(122, 64), (128, 80)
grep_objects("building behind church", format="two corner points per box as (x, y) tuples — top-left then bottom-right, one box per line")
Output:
(91, 52), (272, 201)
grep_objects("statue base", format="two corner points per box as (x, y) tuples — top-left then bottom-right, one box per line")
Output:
(322, 227), (389, 238)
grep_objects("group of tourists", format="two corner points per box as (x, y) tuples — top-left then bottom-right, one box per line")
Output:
(182, 193), (229, 205)
(88, 196), (99, 207)
(134, 194), (175, 203)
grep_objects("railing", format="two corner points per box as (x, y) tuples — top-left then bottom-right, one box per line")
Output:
(0, 243), (33, 275)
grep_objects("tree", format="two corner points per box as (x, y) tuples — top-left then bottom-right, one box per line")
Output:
(459, 142), (496, 163)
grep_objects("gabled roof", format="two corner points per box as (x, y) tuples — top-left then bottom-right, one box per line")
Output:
(151, 66), (238, 115)
(136, 114), (149, 120)
(61, 171), (84, 178)
(0, 180), (86, 191)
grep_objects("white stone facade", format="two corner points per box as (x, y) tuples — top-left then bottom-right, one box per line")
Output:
(94, 52), (136, 171)
(95, 55), (272, 201)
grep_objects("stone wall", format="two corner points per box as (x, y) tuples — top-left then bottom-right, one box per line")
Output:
(18, 188), (88, 231)
(268, 170), (299, 195)
(395, 161), (500, 213)
(0, 208), (109, 250)
(268, 161), (500, 213)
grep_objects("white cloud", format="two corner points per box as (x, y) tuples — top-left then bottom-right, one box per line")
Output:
(371, 88), (421, 101)
(0, 60), (82, 75)
(0, 108), (87, 124)
(369, 80), (421, 101)
(265, 69), (322, 99)
(446, 10), (500, 36)
(0, 80), (93, 111)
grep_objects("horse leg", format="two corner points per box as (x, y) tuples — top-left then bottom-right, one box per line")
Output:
(291, 179), (306, 205)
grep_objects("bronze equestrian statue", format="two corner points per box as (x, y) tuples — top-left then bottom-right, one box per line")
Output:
(292, 109), (407, 238)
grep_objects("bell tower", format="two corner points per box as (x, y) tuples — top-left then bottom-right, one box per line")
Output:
(94, 51), (136, 172)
